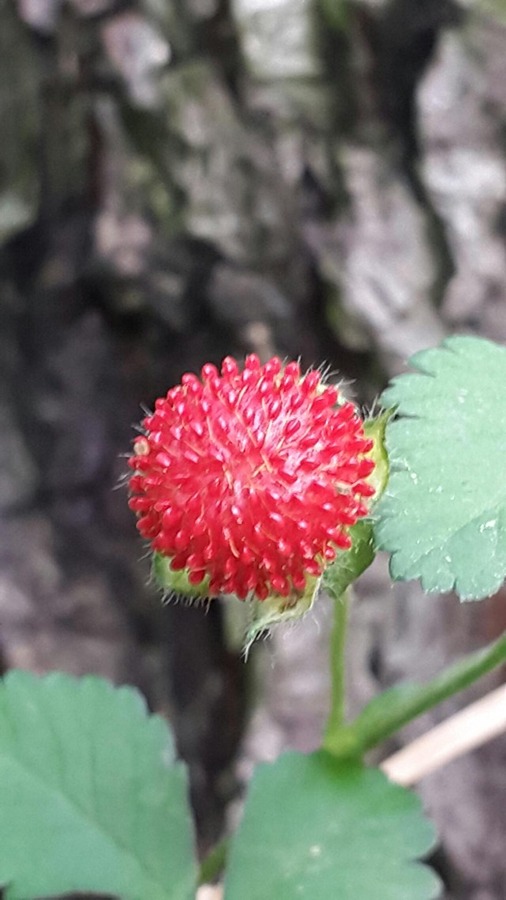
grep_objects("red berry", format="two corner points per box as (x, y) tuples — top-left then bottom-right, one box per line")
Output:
(128, 356), (375, 601)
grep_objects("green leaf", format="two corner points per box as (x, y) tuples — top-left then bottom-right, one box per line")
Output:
(375, 335), (506, 600)
(0, 670), (197, 900)
(224, 752), (440, 900)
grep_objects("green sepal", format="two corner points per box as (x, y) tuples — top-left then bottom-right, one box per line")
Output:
(153, 552), (210, 599)
(364, 411), (390, 499)
(323, 520), (375, 600)
(323, 411), (390, 599)
(244, 575), (321, 655)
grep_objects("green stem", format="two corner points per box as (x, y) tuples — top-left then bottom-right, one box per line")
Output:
(198, 837), (228, 885)
(323, 588), (350, 752)
(326, 631), (506, 759)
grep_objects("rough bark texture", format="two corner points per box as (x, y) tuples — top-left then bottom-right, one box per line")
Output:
(1, 0), (506, 895)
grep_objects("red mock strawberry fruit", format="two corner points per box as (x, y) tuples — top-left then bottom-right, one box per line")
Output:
(128, 355), (375, 603)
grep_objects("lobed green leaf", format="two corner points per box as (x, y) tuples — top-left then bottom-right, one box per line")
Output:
(224, 751), (441, 900)
(375, 335), (506, 600)
(0, 670), (197, 899)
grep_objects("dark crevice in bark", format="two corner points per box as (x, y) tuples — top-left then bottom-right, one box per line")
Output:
(163, 599), (248, 851)
(372, 0), (461, 310)
(330, 0), (459, 313)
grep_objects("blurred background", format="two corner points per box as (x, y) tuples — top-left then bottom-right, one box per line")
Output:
(1, 0), (506, 896)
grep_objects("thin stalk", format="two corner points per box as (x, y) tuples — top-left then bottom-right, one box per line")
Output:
(323, 588), (350, 752)
(198, 837), (228, 886)
(326, 631), (506, 759)
(381, 683), (506, 786)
